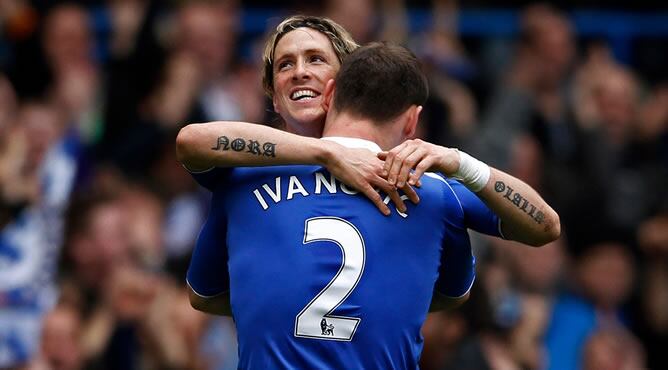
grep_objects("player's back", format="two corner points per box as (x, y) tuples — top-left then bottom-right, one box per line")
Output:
(211, 164), (470, 369)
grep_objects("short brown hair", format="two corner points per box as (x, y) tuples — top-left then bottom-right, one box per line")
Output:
(262, 15), (359, 99)
(333, 42), (428, 123)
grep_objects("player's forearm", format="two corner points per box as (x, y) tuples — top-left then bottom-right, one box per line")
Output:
(380, 141), (560, 245)
(176, 121), (335, 171)
(476, 168), (560, 246)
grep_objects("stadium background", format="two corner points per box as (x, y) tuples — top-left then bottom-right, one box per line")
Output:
(0, 0), (667, 369)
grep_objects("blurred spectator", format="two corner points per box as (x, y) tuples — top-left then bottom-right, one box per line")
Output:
(101, 0), (168, 165)
(631, 213), (668, 369)
(0, 74), (18, 136)
(545, 241), (636, 370)
(1, 3), (668, 369)
(442, 262), (550, 370)
(42, 4), (94, 77)
(173, 0), (240, 122)
(420, 310), (467, 370)
(28, 302), (84, 370)
(147, 135), (207, 277)
(469, 3), (576, 172)
(411, 0), (479, 147)
(59, 185), (210, 370)
(582, 327), (645, 370)
(325, 0), (376, 44)
(497, 238), (565, 295)
(569, 59), (668, 236)
(42, 3), (104, 147)
(0, 100), (79, 368)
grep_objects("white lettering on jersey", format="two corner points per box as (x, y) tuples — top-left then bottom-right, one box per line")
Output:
(340, 183), (359, 195)
(253, 189), (269, 210)
(262, 177), (281, 203)
(295, 217), (364, 341)
(287, 176), (309, 200)
(314, 172), (337, 194)
(383, 195), (410, 218)
(252, 172), (410, 214)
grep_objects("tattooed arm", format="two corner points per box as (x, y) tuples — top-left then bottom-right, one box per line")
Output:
(475, 169), (560, 246)
(176, 121), (321, 171)
(380, 139), (560, 246)
(176, 121), (417, 215)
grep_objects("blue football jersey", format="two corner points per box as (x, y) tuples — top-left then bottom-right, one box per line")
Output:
(187, 138), (476, 369)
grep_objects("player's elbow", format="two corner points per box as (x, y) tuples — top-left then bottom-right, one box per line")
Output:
(530, 209), (561, 247)
(176, 124), (200, 166)
(547, 211), (561, 242)
(176, 123), (211, 170)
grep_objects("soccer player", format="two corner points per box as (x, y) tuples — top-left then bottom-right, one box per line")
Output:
(178, 15), (559, 245)
(185, 41), (477, 369)
(177, 16), (560, 316)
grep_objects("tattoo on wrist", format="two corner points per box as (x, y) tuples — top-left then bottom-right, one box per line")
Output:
(211, 136), (276, 157)
(494, 181), (544, 224)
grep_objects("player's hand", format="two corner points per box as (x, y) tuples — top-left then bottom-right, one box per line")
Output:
(324, 145), (419, 216)
(378, 139), (460, 188)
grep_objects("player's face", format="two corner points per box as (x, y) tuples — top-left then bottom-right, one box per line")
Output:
(272, 28), (341, 137)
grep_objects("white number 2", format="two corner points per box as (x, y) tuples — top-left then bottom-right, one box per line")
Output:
(294, 217), (366, 341)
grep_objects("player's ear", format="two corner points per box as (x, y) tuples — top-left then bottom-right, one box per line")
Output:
(403, 105), (422, 139)
(322, 79), (335, 112)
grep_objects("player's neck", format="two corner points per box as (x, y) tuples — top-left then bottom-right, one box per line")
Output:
(284, 119), (324, 138)
(323, 111), (398, 150)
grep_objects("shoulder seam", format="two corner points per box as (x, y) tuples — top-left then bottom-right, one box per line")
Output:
(424, 172), (464, 215)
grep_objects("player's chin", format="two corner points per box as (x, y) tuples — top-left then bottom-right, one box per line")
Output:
(290, 108), (326, 128)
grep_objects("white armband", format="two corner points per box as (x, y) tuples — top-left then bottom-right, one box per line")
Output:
(452, 150), (490, 192)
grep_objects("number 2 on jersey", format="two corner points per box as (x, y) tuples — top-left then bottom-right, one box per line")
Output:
(294, 217), (366, 341)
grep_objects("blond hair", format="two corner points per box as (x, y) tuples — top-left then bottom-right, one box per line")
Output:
(262, 15), (359, 99)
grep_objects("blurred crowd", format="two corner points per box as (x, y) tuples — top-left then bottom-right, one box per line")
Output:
(0, 1), (667, 369)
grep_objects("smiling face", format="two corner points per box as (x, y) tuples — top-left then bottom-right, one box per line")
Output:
(271, 28), (341, 137)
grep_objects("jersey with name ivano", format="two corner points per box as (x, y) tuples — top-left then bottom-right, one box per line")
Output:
(188, 165), (474, 370)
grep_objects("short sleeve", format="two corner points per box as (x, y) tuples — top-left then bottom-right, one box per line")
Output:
(432, 176), (476, 298)
(434, 228), (476, 298)
(186, 192), (230, 297)
(187, 166), (232, 191)
(447, 178), (503, 238)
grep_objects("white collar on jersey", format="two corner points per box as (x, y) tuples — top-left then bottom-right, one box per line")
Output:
(320, 136), (382, 153)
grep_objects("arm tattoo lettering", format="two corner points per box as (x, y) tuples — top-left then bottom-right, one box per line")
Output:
(231, 138), (246, 151)
(247, 140), (261, 155)
(262, 142), (276, 157)
(211, 136), (230, 150)
(494, 180), (544, 224)
(502, 185), (515, 201)
(211, 136), (277, 157)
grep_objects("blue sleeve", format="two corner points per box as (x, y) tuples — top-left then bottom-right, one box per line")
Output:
(434, 181), (476, 298)
(186, 191), (230, 297)
(434, 229), (476, 298)
(446, 178), (503, 238)
(187, 167), (232, 191)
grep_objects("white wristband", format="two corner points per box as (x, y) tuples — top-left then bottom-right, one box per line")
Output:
(452, 150), (490, 192)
